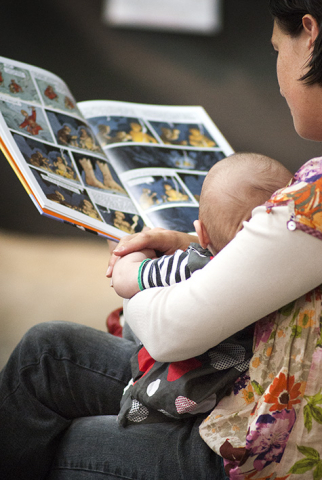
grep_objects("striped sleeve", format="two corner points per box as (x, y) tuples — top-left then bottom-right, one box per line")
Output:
(139, 249), (190, 290)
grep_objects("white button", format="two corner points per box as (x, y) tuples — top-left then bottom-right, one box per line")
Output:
(287, 221), (296, 231)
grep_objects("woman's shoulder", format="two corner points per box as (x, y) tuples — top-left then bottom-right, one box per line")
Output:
(293, 156), (322, 183)
(265, 156), (322, 238)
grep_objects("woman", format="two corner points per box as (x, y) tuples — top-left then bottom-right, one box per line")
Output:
(1, 1), (322, 478)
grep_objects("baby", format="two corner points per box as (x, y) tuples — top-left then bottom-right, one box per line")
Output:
(112, 152), (292, 426)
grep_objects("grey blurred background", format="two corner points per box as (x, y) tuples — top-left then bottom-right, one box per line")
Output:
(1, 0), (322, 368)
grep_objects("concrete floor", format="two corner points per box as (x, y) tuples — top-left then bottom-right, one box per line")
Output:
(0, 0), (321, 367)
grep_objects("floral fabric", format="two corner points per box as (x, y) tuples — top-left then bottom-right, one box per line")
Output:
(265, 156), (322, 239)
(199, 157), (322, 479)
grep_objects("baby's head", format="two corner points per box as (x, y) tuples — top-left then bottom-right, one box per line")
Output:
(194, 153), (293, 254)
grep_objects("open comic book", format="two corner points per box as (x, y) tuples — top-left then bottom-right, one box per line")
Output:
(0, 56), (234, 241)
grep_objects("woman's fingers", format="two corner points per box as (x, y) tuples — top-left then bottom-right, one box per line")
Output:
(106, 231), (153, 277)
(106, 228), (196, 277)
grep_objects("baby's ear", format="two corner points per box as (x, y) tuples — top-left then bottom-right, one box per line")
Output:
(193, 220), (210, 249)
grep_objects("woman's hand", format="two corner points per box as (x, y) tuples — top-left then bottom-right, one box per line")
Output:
(106, 228), (196, 277)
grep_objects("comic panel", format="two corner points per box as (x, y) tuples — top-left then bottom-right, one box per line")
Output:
(13, 133), (81, 182)
(125, 174), (194, 211)
(35, 77), (80, 115)
(97, 207), (144, 235)
(30, 168), (103, 222)
(87, 115), (159, 146)
(146, 206), (199, 233)
(72, 152), (127, 195)
(149, 121), (217, 148)
(177, 172), (207, 203)
(13, 133), (80, 182)
(0, 101), (54, 143)
(46, 110), (103, 153)
(107, 144), (226, 175)
(0, 61), (40, 103)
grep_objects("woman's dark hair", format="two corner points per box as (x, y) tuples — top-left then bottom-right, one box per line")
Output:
(268, 0), (322, 85)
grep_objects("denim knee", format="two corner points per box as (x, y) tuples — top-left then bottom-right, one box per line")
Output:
(17, 321), (76, 366)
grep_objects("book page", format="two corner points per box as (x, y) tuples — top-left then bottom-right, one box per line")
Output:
(0, 57), (140, 240)
(79, 100), (234, 234)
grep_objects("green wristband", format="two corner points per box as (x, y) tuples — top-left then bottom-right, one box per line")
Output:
(138, 258), (151, 291)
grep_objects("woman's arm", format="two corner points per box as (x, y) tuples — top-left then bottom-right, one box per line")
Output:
(124, 206), (322, 362)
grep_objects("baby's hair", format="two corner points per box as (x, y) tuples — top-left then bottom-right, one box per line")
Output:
(225, 152), (292, 199)
(199, 152), (293, 252)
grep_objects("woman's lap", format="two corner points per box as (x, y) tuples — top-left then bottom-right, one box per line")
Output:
(0, 321), (135, 479)
(48, 415), (225, 480)
(0, 321), (224, 479)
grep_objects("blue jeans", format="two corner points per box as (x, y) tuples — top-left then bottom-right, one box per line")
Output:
(0, 321), (225, 479)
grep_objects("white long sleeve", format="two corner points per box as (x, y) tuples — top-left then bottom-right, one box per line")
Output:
(124, 205), (322, 362)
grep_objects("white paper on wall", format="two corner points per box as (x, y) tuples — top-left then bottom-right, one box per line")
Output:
(102, 0), (223, 35)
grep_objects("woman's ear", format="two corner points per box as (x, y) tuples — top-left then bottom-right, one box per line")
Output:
(302, 14), (320, 48)
(193, 219), (210, 249)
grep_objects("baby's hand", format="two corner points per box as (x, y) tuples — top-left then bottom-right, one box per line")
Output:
(110, 248), (156, 299)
